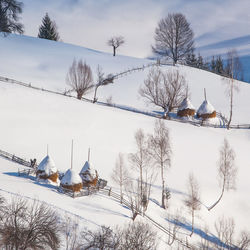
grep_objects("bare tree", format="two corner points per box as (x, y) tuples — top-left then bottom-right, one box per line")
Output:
(79, 225), (119, 250)
(149, 119), (171, 209)
(119, 221), (158, 250)
(125, 179), (142, 221)
(208, 139), (237, 211)
(237, 231), (250, 250)
(139, 67), (187, 114)
(129, 129), (151, 199)
(93, 65), (114, 103)
(166, 210), (182, 246)
(107, 36), (125, 56)
(152, 13), (194, 65)
(66, 59), (94, 100)
(111, 153), (129, 204)
(62, 215), (81, 250)
(214, 216), (235, 249)
(223, 49), (241, 129)
(184, 173), (201, 237)
(0, 197), (60, 250)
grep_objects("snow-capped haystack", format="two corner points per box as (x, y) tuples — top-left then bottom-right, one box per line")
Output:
(79, 161), (98, 187)
(60, 169), (83, 192)
(197, 100), (216, 119)
(177, 97), (195, 117)
(36, 155), (58, 183)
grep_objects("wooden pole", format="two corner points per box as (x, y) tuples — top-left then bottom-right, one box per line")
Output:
(88, 148), (90, 162)
(47, 144), (49, 156)
(71, 140), (74, 170)
(204, 88), (207, 101)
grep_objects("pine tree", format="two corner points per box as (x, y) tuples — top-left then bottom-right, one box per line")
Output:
(38, 13), (60, 41)
(0, 0), (24, 34)
(215, 56), (224, 75)
(197, 54), (204, 69)
(210, 56), (216, 72)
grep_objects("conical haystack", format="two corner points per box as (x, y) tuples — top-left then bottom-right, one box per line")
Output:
(177, 97), (195, 117)
(60, 169), (83, 192)
(80, 161), (98, 187)
(197, 100), (216, 119)
(36, 155), (58, 183)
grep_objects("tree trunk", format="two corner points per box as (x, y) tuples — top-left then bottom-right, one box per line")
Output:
(190, 209), (194, 237)
(161, 165), (166, 209)
(113, 46), (116, 56)
(93, 85), (99, 103)
(227, 79), (233, 130)
(208, 181), (225, 211)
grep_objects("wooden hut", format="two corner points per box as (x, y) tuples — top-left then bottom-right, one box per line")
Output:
(177, 97), (195, 117)
(197, 100), (216, 119)
(79, 161), (98, 187)
(36, 155), (58, 183)
(60, 169), (83, 192)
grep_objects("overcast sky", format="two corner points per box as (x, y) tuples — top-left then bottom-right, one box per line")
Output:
(21, 0), (250, 58)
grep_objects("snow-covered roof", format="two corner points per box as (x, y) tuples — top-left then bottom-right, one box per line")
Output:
(197, 100), (215, 115)
(37, 155), (57, 175)
(61, 169), (82, 185)
(178, 97), (195, 112)
(80, 161), (96, 176)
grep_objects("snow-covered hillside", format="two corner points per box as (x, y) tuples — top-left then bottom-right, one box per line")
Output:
(0, 34), (249, 248)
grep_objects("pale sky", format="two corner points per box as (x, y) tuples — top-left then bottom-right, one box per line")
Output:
(21, 0), (250, 58)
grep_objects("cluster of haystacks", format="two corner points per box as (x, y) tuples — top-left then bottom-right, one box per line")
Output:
(80, 161), (98, 187)
(197, 100), (216, 119)
(36, 155), (59, 183)
(60, 169), (83, 192)
(177, 97), (195, 117)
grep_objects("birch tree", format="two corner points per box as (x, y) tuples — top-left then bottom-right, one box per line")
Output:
(208, 139), (237, 211)
(185, 173), (201, 237)
(149, 119), (171, 209)
(111, 153), (129, 204)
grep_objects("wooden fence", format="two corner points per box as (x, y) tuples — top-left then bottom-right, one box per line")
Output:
(0, 73), (249, 130)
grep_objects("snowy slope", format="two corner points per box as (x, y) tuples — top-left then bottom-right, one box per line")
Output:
(0, 34), (250, 248)
(1, 34), (250, 124)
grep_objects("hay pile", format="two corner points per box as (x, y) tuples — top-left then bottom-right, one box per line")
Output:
(60, 169), (83, 192)
(36, 155), (58, 183)
(177, 97), (195, 117)
(80, 161), (98, 187)
(197, 100), (216, 119)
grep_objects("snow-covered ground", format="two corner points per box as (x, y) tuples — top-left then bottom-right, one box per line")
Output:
(0, 34), (249, 248)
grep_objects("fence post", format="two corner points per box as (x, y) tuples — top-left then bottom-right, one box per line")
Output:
(108, 188), (111, 196)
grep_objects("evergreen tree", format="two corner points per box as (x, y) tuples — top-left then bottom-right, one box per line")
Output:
(197, 54), (204, 69)
(210, 56), (216, 72)
(0, 0), (24, 34)
(215, 56), (224, 75)
(186, 52), (197, 67)
(38, 13), (60, 41)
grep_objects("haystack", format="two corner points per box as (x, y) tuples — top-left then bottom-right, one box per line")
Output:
(60, 169), (83, 192)
(177, 97), (195, 117)
(79, 161), (98, 187)
(197, 100), (216, 119)
(36, 155), (58, 183)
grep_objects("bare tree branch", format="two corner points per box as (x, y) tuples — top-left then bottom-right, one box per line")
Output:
(107, 36), (125, 56)
(66, 59), (94, 100)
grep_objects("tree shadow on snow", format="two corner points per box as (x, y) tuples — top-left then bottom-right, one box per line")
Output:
(167, 218), (232, 249)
